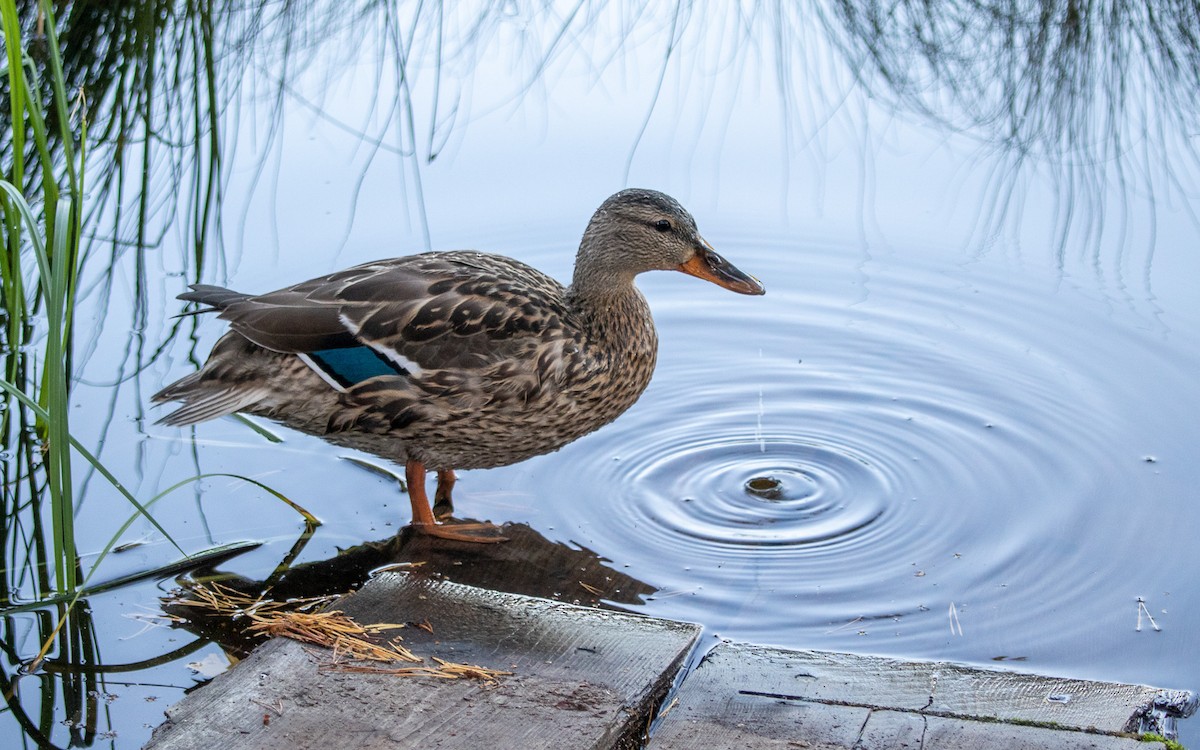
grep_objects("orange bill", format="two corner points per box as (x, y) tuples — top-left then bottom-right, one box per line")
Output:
(677, 241), (765, 295)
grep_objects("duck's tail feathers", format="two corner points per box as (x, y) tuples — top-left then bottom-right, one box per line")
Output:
(177, 284), (248, 310)
(152, 373), (269, 426)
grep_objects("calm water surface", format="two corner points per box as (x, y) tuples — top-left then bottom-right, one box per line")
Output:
(3, 2), (1199, 746)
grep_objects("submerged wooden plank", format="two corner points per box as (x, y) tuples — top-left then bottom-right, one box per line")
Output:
(855, 710), (1167, 750)
(649, 642), (1192, 750)
(146, 572), (701, 750)
(654, 687), (871, 749)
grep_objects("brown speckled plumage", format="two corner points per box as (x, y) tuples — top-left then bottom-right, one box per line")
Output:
(153, 189), (764, 540)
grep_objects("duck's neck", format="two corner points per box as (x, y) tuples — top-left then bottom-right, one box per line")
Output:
(565, 280), (658, 360)
(569, 216), (644, 297)
(569, 249), (635, 297)
(567, 224), (659, 354)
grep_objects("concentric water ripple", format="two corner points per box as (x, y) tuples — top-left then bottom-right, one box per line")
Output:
(623, 433), (891, 548)
(478, 240), (1200, 663)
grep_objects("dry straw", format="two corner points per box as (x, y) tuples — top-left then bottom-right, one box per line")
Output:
(170, 582), (509, 682)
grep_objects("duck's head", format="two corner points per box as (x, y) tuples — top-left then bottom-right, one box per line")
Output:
(574, 189), (765, 296)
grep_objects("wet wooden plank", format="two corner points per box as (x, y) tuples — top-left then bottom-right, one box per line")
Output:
(858, 710), (1165, 750)
(146, 572), (701, 750)
(654, 688), (870, 749)
(648, 642), (1190, 749)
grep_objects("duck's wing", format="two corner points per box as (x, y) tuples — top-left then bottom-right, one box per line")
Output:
(198, 252), (573, 378)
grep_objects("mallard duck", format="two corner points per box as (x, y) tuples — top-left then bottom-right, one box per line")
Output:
(154, 189), (764, 541)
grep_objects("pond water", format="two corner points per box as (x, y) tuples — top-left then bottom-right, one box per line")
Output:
(3, 2), (1199, 747)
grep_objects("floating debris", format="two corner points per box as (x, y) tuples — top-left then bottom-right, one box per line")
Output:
(745, 475), (783, 499)
(948, 602), (964, 636)
(1135, 597), (1161, 632)
(579, 580), (604, 596)
(170, 583), (336, 625)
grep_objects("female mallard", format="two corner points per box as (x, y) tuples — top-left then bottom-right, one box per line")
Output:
(154, 189), (764, 541)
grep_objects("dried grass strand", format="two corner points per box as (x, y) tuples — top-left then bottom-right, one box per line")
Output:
(168, 582), (508, 681)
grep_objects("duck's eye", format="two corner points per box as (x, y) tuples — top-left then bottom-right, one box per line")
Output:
(654, 219), (672, 233)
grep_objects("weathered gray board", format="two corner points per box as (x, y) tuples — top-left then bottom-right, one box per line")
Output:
(145, 572), (701, 750)
(147, 574), (1193, 750)
(648, 642), (1195, 749)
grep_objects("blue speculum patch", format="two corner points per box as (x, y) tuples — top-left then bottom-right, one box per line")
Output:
(308, 346), (409, 387)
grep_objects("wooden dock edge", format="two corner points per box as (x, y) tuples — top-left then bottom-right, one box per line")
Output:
(649, 641), (1196, 749)
(145, 573), (1194, 749)
(146, 572), (702, 750)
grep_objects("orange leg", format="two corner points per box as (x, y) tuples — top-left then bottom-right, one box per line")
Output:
(433, 469), (456, 520)
(405, 460), (438, 527)
(405, 460), (506, 543)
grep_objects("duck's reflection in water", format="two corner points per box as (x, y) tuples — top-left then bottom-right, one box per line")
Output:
(166, 522), (655, 657)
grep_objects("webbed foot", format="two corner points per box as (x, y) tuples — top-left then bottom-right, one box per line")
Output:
(406, 461), (505, 542)
(410, 520), (508, 544)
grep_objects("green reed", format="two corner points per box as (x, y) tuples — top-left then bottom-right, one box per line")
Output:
(1, 0), (85, 594)
(1, 0), (315, 608)
(0, 4), (311, 743)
